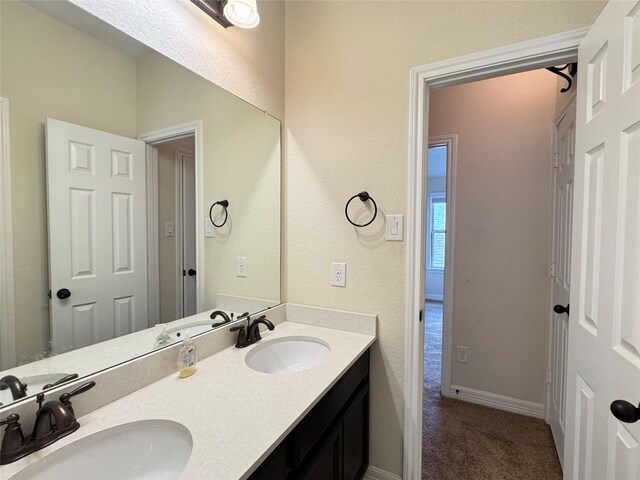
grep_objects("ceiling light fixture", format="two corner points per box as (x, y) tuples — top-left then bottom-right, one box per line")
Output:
(191, 0), (259, 29)
(224, 0), (260, 29)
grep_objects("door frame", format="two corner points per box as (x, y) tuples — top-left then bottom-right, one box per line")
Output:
(426, 134), (457, 397)
(403, 28), (588, 478)
(174, 147), (196, 319)
(139, 120), (204, 325)
(0, 97), (16, 370)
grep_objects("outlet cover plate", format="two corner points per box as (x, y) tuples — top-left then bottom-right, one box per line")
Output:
(236, 257), (247, 277)
(456, 345), (468, 363)
(331, 262), (346, 287)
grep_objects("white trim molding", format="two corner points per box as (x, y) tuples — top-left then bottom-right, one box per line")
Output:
(145, 144), (160, 328)
(139, 120), (205, 315)
(404, 28), (587, 479)
(0, 97), (16, 370)
(174, 147), (196, 319)
(450, 385), (545, 419)
(428, 134), (458, 399)
(364, 465), (402, 480)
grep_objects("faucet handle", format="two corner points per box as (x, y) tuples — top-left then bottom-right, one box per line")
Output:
(43, 373), (79, 391)
(59, 381), (96, 415)
(0, 413), (24, 458)
(0, 413), (19, 428)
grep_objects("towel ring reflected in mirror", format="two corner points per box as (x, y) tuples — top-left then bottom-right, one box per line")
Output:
(209, 199), (230, 227)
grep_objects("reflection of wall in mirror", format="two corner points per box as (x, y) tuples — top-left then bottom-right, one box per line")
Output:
(136, 52), (281, 311)
(0, 0), (139, 363)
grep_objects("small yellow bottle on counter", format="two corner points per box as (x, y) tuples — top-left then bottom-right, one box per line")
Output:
(177, 330), (197, 378)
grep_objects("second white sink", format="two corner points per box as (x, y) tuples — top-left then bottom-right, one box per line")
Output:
(10, 420), (192, 480)
(245, 336), (330, 374)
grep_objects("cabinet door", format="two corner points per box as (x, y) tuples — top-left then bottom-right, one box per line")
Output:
(248, 437), (291, 480)
(342, 385), (369, 480)
(300, 423), (342, 480)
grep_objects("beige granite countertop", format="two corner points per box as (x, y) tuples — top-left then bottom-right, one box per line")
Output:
(3, 320), (376, 480)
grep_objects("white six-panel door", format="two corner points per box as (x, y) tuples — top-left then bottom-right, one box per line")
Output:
(565, 1), (640, 478)
(47, 118), (148, 354)
(549, 96), (576, 469)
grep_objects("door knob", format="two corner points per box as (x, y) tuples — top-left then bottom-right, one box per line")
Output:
(610, 400), (640, 423)
(188, 269), (196, 277)
(56, 288), (71, 300)
(553, 303), (570, 315)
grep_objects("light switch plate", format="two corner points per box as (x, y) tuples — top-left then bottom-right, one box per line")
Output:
(164, 222), (175, 237)
(331, 262), (346, 287)
(236, 257), (247, 277)
(386, 215), (403, 241)
(205, 219), (215, 238)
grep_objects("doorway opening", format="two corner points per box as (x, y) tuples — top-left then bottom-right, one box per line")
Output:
(146, 135), (197, 324)
(420, 65), (577, 479)
(156, 137), (197, 321)
(424, 141), (449, 398)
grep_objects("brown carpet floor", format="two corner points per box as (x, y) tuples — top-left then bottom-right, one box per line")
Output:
(421, 301), (562, 480)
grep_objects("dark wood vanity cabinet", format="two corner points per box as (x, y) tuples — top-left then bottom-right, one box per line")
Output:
(249, 350), (370, 480)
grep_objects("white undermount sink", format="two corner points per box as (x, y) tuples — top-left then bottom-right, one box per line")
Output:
(245, 336), (330, 374)
(10, 420), (192, 480)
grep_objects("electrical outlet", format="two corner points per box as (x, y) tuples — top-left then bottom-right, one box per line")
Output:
(331, 262), (346, 287)
(456, 346), (468, 363)
(236, 257), (247, 277)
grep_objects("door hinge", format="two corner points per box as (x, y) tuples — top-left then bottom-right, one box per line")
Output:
(546, 369), (552, 384)
(552, 153), (559, 168)
(549, 262), (555, 277)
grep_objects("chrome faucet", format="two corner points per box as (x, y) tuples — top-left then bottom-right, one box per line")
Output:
(230, 314), (275, 348)
(0, 375), (28, 402)
(0, 381), (95, 465)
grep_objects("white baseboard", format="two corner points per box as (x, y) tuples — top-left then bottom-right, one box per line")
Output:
(425, 294), (443, 302)
(449, 385), (545, 419)
(364, 465), (402, 480)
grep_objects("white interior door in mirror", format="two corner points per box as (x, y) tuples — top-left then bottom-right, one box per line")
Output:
(181, 151), (197, 318)
(565, 1), (640, 478)
(46, 118), (148, 354)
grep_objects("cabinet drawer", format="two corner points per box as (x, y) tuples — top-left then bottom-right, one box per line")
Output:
(297, 350), (369, 464)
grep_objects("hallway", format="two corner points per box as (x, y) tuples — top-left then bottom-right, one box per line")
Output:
(421, 302), (562, 479)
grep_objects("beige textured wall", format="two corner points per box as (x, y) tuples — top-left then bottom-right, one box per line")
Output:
(136, 52), (281, 310)
(284, 1), (605, 474)
(429, 69), (558, 404)
(157, 138), (196, 324)
(0, 0), (138, 363)
(70, 0), (285, 120)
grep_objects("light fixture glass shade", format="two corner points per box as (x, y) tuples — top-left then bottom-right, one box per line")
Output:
(224, 0), (260, 29)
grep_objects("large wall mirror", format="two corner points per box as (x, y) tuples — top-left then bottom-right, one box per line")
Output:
(0, 0), (281, 407)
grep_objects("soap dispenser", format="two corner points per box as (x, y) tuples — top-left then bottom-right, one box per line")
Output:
(177, 330), (197, 378)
